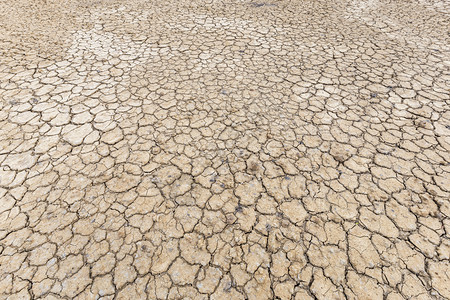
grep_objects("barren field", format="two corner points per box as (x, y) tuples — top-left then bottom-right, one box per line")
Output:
(0, 0), (449, 299)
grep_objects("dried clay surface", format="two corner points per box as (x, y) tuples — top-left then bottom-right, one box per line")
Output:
(0, 0), (449, 299)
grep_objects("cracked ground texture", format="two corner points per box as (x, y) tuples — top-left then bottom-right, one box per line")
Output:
(0, 0), (449, 299)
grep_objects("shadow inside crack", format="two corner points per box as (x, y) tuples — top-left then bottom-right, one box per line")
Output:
(249, 2), (278, 7)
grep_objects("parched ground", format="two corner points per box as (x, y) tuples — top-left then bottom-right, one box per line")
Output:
(0, 0), (449, 299)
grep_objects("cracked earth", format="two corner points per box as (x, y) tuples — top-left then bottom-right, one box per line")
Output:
(0, 0), (449, 299)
